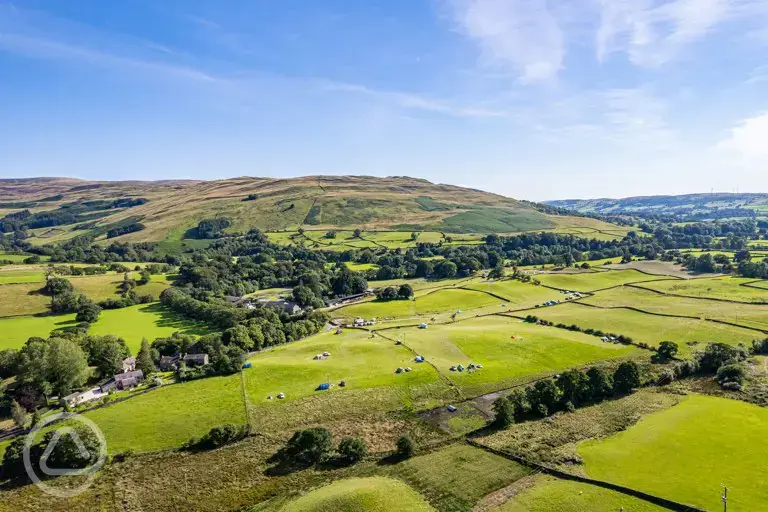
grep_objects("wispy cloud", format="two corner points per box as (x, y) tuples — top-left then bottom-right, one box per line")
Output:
(596, 0), (731, 67)
(319, 81), (510, 118)
(445, 0), (564, 84)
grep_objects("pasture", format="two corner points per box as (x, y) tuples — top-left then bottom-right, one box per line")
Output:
(578, 394), (768, 511)
(533, 269), (668, 292)
(0, 268), (46, 284)
(0, 303), (209, 352)
(279, 477), (435, 512)
(501, 475), (668, 512)
(0, 282), (50, 317)
(333, 287), (501, 322)
(462, 279), (563, 307)
(636, 276), (768, 303)
(0, 252), (50, 263)
(581, 285), (768, 331)
(243, 329), (442, 407)
(528, 303), (761, 352)
(394, 316), (638, 395)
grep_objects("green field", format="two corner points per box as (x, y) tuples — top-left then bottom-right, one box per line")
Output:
(243, 329), (442, 407)
(0, 269), (46, 284)
(529, 303), (761, 352)
(581, 285), (768, 331)
(0, 252), (50, 263)
(0, 283), (50, 317)
(279, 477), (435, 512)
(500, 475), (668, 511)
(579, 394), (768, 511)
(395, 316), (637, 396)
(636, 276), (768, 303)
(333, 288), (501, 322)
(80, 374), (244, 454)
(462, 279), (564, 307)
(0, 303), (210, 352)
(534, 269), (668, 292)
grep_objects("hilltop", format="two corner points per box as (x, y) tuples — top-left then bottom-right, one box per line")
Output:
(0, 175), (628, 245)
(547, 193), (768, 220)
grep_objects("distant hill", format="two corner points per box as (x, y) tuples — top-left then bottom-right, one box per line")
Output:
(547, 193), (768, 220)
(0, 175), (629, 245)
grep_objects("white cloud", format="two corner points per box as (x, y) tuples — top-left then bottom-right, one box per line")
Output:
(596, 0), (731, 66)
(717, 112), (768, 161)
(446, 0), (564, 83)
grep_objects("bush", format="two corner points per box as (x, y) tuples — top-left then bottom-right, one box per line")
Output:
(657, 341), (679, 360)
(721, 381), (742, 392)
(396, 436), (415, 459)
(194, 424), (245, 450)
(337, 437), (367, 464)
(717, 364), (746, 386)
(284, 428), (333, 464)
(613, 361), (641, 394)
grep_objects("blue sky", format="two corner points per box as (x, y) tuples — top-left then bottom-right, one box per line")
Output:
(0, 0), (767, 200)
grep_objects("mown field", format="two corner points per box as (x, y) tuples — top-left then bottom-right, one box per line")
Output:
(635, 276), (768, 303)
(578, 394), (768, 510)
(533, 269), (668, 292)
(526, 302), (761, 353)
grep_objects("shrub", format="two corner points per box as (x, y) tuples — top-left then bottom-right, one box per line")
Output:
(396, 436), (415, 459)
(717, 364), (746, 386)
(194, 424), (244, 450)
(657, 341), (679, 360)
(536, 403), (549, 417)
(699, 343), (747, 373)
(337, 437), (367, 464)
(721, 381), (742, 392)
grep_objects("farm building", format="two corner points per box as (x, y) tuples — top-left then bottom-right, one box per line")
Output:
(183, 353), (210, 366)
(352, 317), (376, 327)
(159, 354), (180, 371)
(262, 300), (303, 315)
(122, 356), (136, 373)
(60, 387), (106, 408)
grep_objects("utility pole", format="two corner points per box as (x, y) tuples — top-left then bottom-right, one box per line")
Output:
(722, 484), (728, 512)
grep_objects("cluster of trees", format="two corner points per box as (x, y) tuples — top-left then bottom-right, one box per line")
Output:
(186, 423), (248, 451)
(0, 198), (147, 233)
(43, 277), (102, 323)
(375, 284), (414, 301)
(106, 222), (145, 238)
(493, 361), (643, 427)
(274, 427), (368, 466)
(188, 218), (232, 239)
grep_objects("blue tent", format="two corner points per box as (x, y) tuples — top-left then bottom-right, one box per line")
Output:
(317, 383), (330, 391)
(242, 362), (252, 369)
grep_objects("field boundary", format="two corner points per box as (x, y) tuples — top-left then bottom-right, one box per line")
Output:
(629, 283), (768, 306)
(465, 440), (705, 512)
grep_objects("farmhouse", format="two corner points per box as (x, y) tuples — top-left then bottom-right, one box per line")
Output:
(114, 370), (144, 390)
(122, 356), (136, 373)
(352, 317), (376, 327)
(159, 354), (181, 371)
(60, 387), (106, 408)
(263, 300), (303, 315)
(324, 290), (374, 307)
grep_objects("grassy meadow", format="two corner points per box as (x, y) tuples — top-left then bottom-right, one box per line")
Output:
(636, 276), (768, 303)
(395, 316), (638, 396)
(0, 303), (210, 352)
(581, 285), (768, 331)
(578, 394), (768, 511)
(533, 269), (668, 292)
(528, 303), (761, 353)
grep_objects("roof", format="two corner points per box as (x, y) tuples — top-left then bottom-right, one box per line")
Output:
(115, 370), (144, 382)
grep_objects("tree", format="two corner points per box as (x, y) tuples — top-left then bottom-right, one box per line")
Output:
(397, 284), (414, 300)
(376, 286), (398, 300)
(488, 264), (505, 280)
(410, 232), (420, 241)
(734, 250), (751, 262)
(656, 341), (679, 360)
(93, 338), (128, 378)
(222, 325), (254, 351)
(137, 269), (151, 285)
(526, 379), (561, 415)
(284, 427), (333, 464)
(415, 260), (434, 278)
(396, 436), (415, 459)
(699, 343), (747, 373)
(586, 367), (613, 401)
(76, 302), (102, 324)
(40, 426), (102, 471)
(11, 400), (27, 428)
(324, 231), (337, 239)
(1, 437), (27, 481)
(492, 396), (515, 428)
(613, 361), (641, 394)
(44, 277), (73, 296)
(136, 338), (156, 374)
(46, 338), (90, 398)
(337, 437), (367, 464)
(0, 349), (19, 378)
(433, 260), (458, 279)
(556, 369), (590, 406)
(353, 228), (362, 238)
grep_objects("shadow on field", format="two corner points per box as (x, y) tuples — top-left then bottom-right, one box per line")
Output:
(140, 303), (212, 336)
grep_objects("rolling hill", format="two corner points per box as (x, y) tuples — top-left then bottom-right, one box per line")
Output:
(547, 193), (768, 220)
(0, 176), (629, 245)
